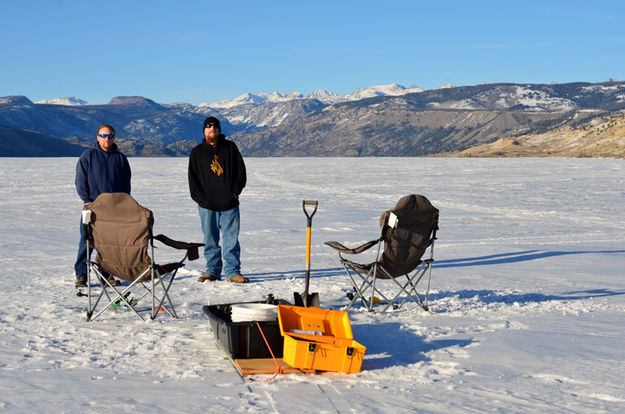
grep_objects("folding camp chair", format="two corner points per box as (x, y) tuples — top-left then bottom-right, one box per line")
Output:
(325, 194), (439, 313)
(81, 192), (203, 321)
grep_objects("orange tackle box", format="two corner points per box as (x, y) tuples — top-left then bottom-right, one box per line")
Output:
(277, 305), (366, 373)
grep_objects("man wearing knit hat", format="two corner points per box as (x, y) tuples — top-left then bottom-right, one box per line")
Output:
(188, 116), (248, 283)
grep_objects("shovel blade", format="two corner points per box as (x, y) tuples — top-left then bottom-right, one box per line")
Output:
(294, 292), (320, 308)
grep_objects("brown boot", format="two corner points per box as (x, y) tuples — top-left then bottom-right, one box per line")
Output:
(227, 274), (249, 283)
(108, 277), (121, 286)
(99, 276), (121, 286)
(198, 273), (220, 282)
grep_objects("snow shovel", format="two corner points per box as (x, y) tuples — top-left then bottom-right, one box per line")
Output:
(294, 200), (320, 308)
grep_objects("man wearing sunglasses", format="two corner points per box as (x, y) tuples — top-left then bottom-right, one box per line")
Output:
(188, 116), (248, 283)
(74, 124), (132, 288)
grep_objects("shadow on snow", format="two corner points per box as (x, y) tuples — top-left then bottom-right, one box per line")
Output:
(433, 249), (625, 268)
(235, 249), (625, 282)
(428, 288), (625, 308)
(352, 322), (474, 370)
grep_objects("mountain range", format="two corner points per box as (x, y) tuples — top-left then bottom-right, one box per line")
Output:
(1, 81), (624, 157)
(206, 83), (427, 108)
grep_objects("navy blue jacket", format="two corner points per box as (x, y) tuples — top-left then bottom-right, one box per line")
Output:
(75, 143), (132, 204)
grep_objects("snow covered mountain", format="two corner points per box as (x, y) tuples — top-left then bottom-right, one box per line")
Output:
(342, 83), (424, 101)
(306, 89), (342, 104)
(436, 82), (455, 90)
(208, 91), (305, 109)
(34, 96), (90, 106)
(215, 99), (325, 129)
(201, 83), (428, 129)
(205, 83), (425, 108)
(0, 95), (33, 105)
(29, 82), (432, 118)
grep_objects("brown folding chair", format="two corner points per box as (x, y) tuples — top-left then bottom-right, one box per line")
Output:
(81, 193), (203, 321)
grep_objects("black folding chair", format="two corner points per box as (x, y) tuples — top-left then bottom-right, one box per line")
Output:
(325, 194), (439, 312)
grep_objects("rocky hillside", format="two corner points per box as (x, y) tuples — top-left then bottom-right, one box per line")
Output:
(231, 81), (625, 156)
(62, 136), (198, 157)
(0, 96), (227, 146)
(451, 112), (625, 158)
(231, 103), (604, 156)
(0, 125), (85, 157)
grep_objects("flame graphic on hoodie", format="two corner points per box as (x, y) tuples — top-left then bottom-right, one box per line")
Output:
(210, 154), (224, 176)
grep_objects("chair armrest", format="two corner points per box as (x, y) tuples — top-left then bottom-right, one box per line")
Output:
(324, 238), (380, 255)
(153, 234), (204, 261)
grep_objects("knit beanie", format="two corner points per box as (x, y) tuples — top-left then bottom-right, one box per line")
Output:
(203, 116), (221, 131)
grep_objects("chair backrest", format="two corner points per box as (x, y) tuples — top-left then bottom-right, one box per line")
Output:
(88, 193), (153, 282)
(379, 194), (439, 277)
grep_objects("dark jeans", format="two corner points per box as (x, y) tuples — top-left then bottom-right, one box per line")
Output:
(74, 216), (110, 280)
(74, 217), (88, 278)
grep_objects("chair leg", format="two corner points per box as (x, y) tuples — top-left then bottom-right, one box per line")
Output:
(150, 270), (178, 319)
(88, 268), (151, 322)
(85, 263), (182, 321)
(343, 265), (365, 310)
(343, 264), (395, 313)
(387, 262), (433, 311)
(130, 267), (180, 319)
(92, 282), (147, 322)
(418, 259), (434, 311)
(338, 241), (436, 313)
(86, 264), (120, 320)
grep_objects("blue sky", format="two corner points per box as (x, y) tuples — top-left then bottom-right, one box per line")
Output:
(1, 0), (623, 105)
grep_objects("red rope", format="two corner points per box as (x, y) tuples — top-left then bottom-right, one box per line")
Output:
(250, 322), (283, 382)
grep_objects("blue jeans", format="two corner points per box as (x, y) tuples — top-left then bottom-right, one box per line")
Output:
(74, 216), (88, 278)
(198, 206), (241, 278)
(73, 212), (112, 280)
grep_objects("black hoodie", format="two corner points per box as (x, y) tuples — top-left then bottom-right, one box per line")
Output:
(188, 135), (246, 211)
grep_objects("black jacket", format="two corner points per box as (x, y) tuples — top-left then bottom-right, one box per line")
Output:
(188, 135), (246, 211)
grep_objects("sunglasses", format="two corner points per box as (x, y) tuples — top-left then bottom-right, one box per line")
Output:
(98, 133), (115, 139)
(205, 123), (218, 129)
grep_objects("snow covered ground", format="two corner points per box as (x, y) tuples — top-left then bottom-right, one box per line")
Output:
(1, 157), (624, 413)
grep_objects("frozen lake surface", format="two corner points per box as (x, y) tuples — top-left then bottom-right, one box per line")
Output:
(0, 157), (624, 413)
